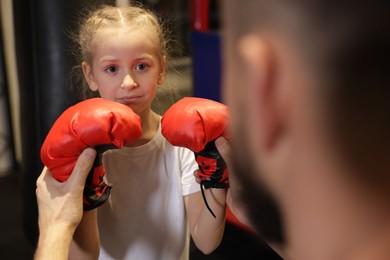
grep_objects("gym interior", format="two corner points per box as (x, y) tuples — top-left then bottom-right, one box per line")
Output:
(0, 0), (281, 259)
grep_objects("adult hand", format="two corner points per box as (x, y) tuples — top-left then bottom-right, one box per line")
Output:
(35, 148), (96, 260)
(36, 148), (97, 230)
(214, 137), (285, 257)
(214, 137), (251, 227)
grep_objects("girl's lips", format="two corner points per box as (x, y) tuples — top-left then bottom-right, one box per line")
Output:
(116, 96), (142, 104)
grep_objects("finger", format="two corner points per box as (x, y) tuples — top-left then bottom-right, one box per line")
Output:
(66, 148), (96, 185)
(37, 167), (47, 184)
(35, 167), (58, 200)
(215, 136), (231, 163)
(36, 166), (52, 189)
(36, 168), (46, 196)
(193, 170), (199, 178)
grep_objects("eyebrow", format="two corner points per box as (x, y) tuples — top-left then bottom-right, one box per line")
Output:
(99, 54), (155, 63)
(98, 56), (119, 63)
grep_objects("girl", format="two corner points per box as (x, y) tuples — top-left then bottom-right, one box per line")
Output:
(69, 5), (227, 260)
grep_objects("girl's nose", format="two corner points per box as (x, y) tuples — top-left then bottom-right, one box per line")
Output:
(121, 74), (138, 89)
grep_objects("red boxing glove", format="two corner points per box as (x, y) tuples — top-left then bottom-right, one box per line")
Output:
(161, 97), (229, 217)
(40, 98), (142, 210)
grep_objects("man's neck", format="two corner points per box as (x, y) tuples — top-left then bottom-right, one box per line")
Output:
(344, 222), (390, 260)
(283, 162), (390, 260)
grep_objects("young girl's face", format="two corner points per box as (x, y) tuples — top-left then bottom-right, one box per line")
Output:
(82, 26), (165, 115)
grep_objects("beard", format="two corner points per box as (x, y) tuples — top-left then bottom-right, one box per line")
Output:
(230, 120), (285, 245)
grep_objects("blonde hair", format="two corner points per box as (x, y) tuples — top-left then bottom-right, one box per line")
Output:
(71, 4), (170, 100)
(79, 5), (167, 64)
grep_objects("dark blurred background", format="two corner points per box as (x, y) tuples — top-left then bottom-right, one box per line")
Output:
(0, 0), (281, 259)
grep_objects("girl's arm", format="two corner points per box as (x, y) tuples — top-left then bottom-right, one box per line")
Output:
(184, 188), (227, 255)
(69, 209), (100, 260)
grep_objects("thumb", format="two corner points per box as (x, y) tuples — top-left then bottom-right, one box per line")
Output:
(215, 136), (231, 165)
(67, 148), (97, 186)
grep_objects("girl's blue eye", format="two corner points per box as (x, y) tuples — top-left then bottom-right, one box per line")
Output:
(135, 63), (148, 71)
(105, 66), (118, 73)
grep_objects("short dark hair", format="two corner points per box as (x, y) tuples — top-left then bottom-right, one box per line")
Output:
(224, 1), (390, 192)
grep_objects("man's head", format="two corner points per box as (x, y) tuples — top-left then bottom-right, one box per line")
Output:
(222, 0), (390, 248)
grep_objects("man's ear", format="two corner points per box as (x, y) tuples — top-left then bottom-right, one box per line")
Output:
(82, 61), (98, 91)
(238, 35), (285, 151)
(158, 55), (167, 85)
